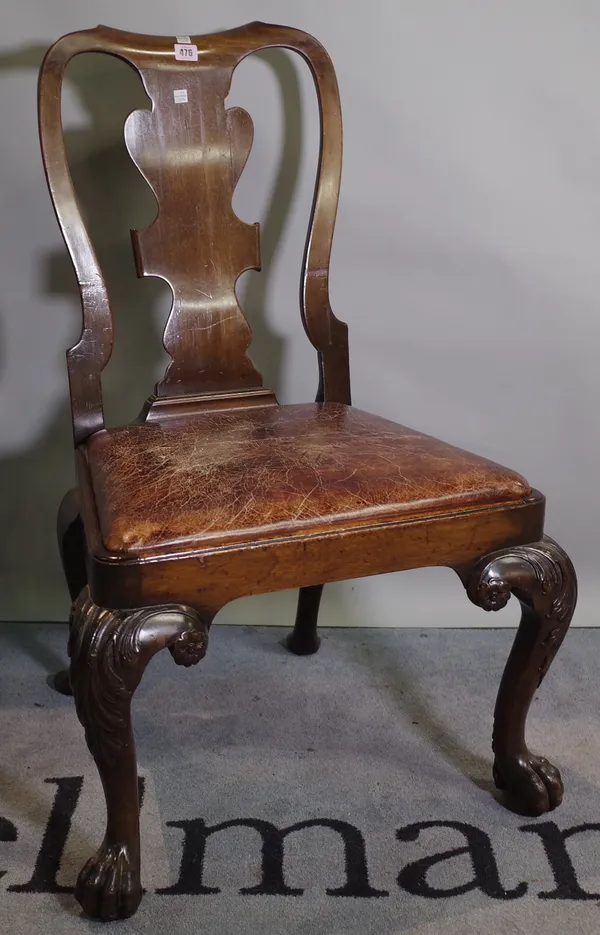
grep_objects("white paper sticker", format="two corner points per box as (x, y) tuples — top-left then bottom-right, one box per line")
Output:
(174, 43), (198, 62)
(173, 89), (188, 104)
(176, 35), (191, 43)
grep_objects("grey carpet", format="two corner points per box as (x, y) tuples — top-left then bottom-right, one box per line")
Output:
(0, 621), (599, 934)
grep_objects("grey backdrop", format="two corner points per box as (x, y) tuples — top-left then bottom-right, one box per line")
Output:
(0, 0), (596, 628)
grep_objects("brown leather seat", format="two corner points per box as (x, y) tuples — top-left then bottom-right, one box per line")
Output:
(83, 403), (531, 555)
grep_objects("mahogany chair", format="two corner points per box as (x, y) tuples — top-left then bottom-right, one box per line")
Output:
(38, 22), (577, 921)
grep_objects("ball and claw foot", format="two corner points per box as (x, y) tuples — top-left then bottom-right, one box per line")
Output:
(493, 753), (563, 816)
(75, 842), (141, 921)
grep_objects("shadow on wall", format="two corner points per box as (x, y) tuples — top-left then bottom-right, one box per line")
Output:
(0, 42), (300, 621)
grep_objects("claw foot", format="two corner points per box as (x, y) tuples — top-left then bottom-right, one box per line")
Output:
(75, 842), (141, 921)
(493, 752), (563, 816)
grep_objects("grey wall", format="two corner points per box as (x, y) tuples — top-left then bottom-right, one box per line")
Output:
(0, 0), (597, 628)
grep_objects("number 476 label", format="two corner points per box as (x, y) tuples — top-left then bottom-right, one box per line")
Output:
(174, 43), (198, 62)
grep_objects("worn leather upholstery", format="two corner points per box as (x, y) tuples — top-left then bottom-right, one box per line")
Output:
(83, 403), (531, 555)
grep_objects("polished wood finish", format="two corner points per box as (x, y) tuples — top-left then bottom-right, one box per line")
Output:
(38, 21), (349, 447)
(69, 587), (209, 920)
(463, 536), (577, 815)
(38, 22), (577, 921)
(57, 488), (87, 601)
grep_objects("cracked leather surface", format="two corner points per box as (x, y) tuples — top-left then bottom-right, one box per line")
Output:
(84, 403), (531, 554)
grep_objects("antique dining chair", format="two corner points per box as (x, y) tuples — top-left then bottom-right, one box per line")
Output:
(38, 22), (577, 921)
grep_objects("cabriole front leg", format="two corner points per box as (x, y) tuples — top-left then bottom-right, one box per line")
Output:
(68, 587), (210, 921)
(462, 535), (577, 816)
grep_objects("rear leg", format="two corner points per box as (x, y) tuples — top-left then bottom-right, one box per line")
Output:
(54, 489), (87, 695)
(286, 584), (323, 655)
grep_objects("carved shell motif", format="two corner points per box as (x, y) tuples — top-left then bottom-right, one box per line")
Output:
(68, 588), (209, 765)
